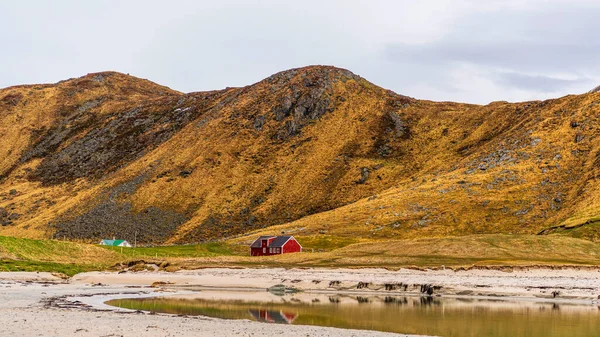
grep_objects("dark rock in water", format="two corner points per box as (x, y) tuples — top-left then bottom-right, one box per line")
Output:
(268, 284), (299, 295)
(420, 284), (435, 296)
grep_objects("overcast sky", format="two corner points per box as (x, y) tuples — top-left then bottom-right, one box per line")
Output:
(2, 0), (599, 104)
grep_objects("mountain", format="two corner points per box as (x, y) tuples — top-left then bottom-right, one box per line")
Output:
(1, 66), (600, 245)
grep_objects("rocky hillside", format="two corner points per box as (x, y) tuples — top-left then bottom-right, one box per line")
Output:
(2, 66), (600, 244)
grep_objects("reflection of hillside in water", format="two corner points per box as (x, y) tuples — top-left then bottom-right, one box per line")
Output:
(248, 309), (298, 324)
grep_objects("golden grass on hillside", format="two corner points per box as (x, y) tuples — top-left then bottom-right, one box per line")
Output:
(2, 67), (600, 247)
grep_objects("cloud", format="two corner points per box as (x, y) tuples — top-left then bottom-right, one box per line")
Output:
(1, 0), (599, 103)
(494, 72), (591, 93)
(383, 3), (600, 100)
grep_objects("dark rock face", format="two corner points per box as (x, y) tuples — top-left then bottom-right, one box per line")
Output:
(590, 85), (600, 93)
(357, 167), (370, 184)
(274, 96), (293, 121)
(253, 115), (265, 131)
(388, 111), (409, 138)
(175, 211), (264, 243)
(52, 203), (185, 244)
(52, 173), (187, 244)
(21, 91), (232, 185)
(271, 87), (332, 140)
(266, 67), (362, 141)
(372, 98), (412, 158)
(1, 93), (23, 106)
(178, 169), (193, 178)
(0, 207), (17, 226)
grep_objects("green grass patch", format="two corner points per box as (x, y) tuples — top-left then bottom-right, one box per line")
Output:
(294, 235), (360, 252)
(99, 242), (235, 259)
(549, 221), (600, 242)
(0, 259), (100, 276)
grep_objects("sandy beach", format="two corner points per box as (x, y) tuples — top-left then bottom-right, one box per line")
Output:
(2, 267), (600, 336)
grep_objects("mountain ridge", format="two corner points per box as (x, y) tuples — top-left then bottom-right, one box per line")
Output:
(2, 66), (600, 245)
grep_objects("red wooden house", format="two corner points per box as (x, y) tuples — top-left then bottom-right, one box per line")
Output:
(248, 309), (298, 324)
(250, 236), (302, 256)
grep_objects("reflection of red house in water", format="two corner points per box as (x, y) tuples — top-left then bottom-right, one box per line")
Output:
(250, 236), (302, 256)
(248, 309), (298, 324)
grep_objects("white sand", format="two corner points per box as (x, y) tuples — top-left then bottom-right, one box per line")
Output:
(73, 267), (600, 300)
(3, 267), (600, 336)
(0, 271), (425, 337)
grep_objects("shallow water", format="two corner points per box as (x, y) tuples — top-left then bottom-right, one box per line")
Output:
(106, 291), (600, 337)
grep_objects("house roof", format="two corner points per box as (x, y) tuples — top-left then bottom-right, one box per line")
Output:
(268, 236), (292, 248)
(101, 239), (127, 246)
(250, 236), (296, 248)
(250, 236), (276, 248)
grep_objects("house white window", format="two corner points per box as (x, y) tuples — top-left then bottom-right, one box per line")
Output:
(263, 248), (266, 253)
(277, 248), (281, 253)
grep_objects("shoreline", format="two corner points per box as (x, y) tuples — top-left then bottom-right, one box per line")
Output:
(72, 266), (600, 302)
(3, 266), (600, 336)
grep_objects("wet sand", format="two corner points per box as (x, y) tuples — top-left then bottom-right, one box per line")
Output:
(73, 266), (600, 301)
(3, 267), (600, 336)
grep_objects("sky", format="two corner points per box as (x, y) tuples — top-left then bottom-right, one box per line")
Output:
(1, 0), (599, 104)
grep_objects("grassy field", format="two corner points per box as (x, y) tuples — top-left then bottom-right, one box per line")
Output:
(0, 235), (237, 275)
(99, 242), (234, 259)
(180, 234), (600, 269)
(2, 234), (600, 276)
(0, 236), (122, 275)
